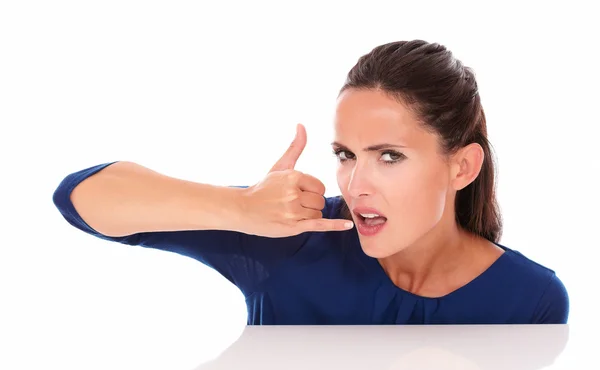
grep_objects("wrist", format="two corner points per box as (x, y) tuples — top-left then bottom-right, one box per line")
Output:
(225, 185), (253, 233)
(207, 185), (252, 233)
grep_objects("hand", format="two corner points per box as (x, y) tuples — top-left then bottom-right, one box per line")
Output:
(240, 124), (354, 237)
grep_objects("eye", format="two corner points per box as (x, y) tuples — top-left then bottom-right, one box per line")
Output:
(333, 149), (355, 162)
(381, 151), (404, 163)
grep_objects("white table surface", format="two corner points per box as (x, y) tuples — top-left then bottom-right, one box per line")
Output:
(194, 324), (592, 370)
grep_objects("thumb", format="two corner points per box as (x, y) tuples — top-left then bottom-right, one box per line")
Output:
(270, 123), (307, 172)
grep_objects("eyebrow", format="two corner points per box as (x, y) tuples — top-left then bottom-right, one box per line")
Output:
(331, 141), (407, 151)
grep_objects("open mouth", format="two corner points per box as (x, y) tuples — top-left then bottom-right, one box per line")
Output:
(352, 209), (388, 236)
(357, 213), (388, 226)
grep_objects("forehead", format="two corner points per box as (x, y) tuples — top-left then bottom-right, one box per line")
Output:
(334, 88), (426, 145)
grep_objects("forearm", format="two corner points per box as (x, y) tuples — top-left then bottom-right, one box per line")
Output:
(70, 161), (248, 237)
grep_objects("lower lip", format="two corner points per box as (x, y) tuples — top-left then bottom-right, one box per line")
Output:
(355, 217), (387, 236)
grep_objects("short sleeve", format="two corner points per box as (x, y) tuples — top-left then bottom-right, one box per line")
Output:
(52, 162), (319, 296)
(531, 273), (570, 324)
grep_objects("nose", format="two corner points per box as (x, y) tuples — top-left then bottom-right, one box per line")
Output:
(346, 161), (374, 198)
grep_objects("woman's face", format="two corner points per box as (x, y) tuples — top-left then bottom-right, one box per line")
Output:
(334, 88), (455, 258)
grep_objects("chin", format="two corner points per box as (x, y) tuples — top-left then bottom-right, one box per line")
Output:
(358, 237), (398, 259)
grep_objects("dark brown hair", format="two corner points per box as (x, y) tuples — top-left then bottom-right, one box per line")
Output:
(338, 40), (502, 243)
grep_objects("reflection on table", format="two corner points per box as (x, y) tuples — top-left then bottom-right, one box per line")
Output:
(195, 324), (569, 370)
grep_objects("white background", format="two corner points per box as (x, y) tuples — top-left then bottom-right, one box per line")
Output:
(1, 1), (598, 369)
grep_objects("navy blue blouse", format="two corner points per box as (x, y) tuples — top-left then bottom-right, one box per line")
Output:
(53, 162), (569, 325)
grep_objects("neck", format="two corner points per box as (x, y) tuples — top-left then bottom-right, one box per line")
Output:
(377, 219), (474, 295)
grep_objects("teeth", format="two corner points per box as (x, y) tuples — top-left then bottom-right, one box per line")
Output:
(360, 213), (380, 218)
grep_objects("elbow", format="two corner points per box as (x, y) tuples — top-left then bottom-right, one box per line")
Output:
(52, 172), (75, 217)
(51, 161), (124, 236)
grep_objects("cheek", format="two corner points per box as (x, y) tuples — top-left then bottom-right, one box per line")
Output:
(336, 165), (350, 194)
(388, 163), (449, 226)
(335, 164), (349, 199)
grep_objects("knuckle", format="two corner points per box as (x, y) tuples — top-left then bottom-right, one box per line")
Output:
(289, 170), (302, 181)
(283, 204), (301, 219)
(282, 211), (296, 221)
(284, 187), (300, 201)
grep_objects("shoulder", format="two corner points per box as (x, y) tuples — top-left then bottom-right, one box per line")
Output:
(323, 195), (348, 218)
(269, 195), (356, 263)
(297, 195), (353, 249)
(497, 245), (570, 324)
(500, 247), (556, 280)
(533, 272), (569, 323)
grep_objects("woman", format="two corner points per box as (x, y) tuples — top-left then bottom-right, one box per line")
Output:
(53, 40), (569, 325)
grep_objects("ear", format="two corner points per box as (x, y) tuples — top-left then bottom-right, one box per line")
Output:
(449, 143), (485, 191)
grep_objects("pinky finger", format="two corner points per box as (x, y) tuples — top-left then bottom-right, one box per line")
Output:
(296, 218), (354, 233)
